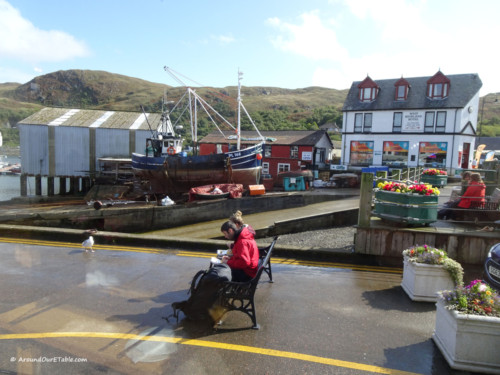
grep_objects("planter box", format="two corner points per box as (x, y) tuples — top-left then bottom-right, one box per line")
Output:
(421, 174), (448, 187)
(433, 299), (500, 374)
(373, 190), (438, 225)
(401, 257), (455, 302)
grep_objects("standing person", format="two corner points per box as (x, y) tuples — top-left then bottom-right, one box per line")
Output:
(220, 221), (259, 282)
(457, 172), (486, 209)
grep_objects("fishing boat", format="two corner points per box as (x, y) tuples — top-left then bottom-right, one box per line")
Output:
(132, 68), (264, 194)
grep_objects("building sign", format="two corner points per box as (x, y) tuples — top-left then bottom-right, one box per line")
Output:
(402, 112), (423, 132)
(302, 151), (312, 161)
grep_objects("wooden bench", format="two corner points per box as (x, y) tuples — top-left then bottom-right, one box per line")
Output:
(258, 237), (276, 282)
(452, 199), (500, 222)
(216, 236), (278, 329)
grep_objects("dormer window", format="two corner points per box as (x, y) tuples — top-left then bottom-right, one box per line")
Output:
(394, 77), (410, 101)
(357, 76), (379, 102)
(427, 71), (450, 99)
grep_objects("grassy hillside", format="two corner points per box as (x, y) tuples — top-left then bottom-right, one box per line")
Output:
(0, 70), (348, 148)
(1, 69), (499, 146)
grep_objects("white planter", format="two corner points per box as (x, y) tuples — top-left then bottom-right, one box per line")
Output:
(401, 257), (455, 302)
(433, 299), (500, 374)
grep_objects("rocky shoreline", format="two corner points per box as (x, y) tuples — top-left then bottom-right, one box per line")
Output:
(261, 225), (356, 251)
(0, 146), (20, 156)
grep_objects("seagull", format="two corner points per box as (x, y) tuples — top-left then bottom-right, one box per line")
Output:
(82, 236), (95, 252)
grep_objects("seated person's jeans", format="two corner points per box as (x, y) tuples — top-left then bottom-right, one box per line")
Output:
(231, 268), (252, 282)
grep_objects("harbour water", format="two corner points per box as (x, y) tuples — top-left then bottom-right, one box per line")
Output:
(0, 155), (64, 202)
(0, 155), (21, 201)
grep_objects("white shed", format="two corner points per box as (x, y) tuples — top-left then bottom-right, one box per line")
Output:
(18, 107), (160, 177)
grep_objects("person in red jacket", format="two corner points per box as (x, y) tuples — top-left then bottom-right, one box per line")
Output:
(457, 172), (486, 209)
(220, 221), (259, 282)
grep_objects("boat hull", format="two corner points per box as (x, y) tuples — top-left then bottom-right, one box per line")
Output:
(225, 142), (263, 186)
(132, 142), (263, 194)
(132, 153), (232, 194)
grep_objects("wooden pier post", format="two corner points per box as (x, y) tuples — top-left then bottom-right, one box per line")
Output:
(392, 169), (401, 181)
(375, 170), (387, 181)
(35, 176), (42, 196)
(408, 167), (416, 181)
(47, 177), (54, 196)
(358, 172), (373, 228)
(59, 177), (66, 196)
(20, 174), (27, 196)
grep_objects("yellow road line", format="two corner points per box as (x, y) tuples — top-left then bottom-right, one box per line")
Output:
(0, 237), (402, 274)
(0, 332), (420, 375)
(0, 237), (168, 255)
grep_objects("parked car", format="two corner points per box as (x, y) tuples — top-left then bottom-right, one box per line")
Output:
(484, 243), (500, 290)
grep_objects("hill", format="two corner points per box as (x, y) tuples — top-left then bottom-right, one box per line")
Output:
(1, 69), (499, 142)
(0, 69), (347, 123)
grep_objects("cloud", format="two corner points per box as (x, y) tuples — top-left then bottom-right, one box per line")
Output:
(269, 1), (500, 93)
(211, 34), (235, 44)
(0, 66), (34, 83)
(267, 10), (349, 62)
(0, 0), (90, 63)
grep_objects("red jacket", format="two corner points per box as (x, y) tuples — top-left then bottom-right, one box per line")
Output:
(227, 226), (260, 278)
(458, 181), (486, 208)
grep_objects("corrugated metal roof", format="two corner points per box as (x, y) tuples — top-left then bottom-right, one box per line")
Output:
(199, 130), (333, 147)
(18, 107), (162, 131)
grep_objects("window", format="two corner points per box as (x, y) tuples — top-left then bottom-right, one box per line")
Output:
(361, 88), (376, 102)
(419, 142), (447, 168)
(354, 113), (363, 133)
(316, 148), (326, 163)
(262, 162), (269, 175)
(354, 113), (373, 133)
(290, 146), (299, 159)
(395, 85), (407, 100)
(264, 144), (272, 157)
(436, 111), (446, 132)
(350, 141), (373, 166)
(216, 144), (223, 154)
(278, 163), (290, 173)
(382, 141), (409, 167)
(393, 112), (402, 132)
(424, 112), (435, 132)
(363, 114), (372, 133)
(357, 76), (379, 102)
(394, 78), (410, 101)
(426, 71), (450, 99)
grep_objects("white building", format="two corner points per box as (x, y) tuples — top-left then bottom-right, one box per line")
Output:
(340, 71), (482, 173)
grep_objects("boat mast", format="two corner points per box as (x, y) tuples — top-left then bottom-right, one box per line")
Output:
(237, 70), (242, 151)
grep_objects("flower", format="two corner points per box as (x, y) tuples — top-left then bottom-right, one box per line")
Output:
(377, 181), (440, 196)
(439, 279), (500, 317)
(403, 245), (463, 286)
(422, 168), (447, 176)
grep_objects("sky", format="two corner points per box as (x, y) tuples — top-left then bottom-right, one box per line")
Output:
(1, 0), (499, 94)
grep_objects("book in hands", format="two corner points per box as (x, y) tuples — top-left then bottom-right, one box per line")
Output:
(211, 257), (222, 264)
(216, 249), (228, 259)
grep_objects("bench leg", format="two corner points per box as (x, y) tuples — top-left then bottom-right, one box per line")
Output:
(266, 263), (273, 283)
(248, 301), (259, 329)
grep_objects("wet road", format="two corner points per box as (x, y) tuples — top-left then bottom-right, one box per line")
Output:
(0, 238), (471, 375)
